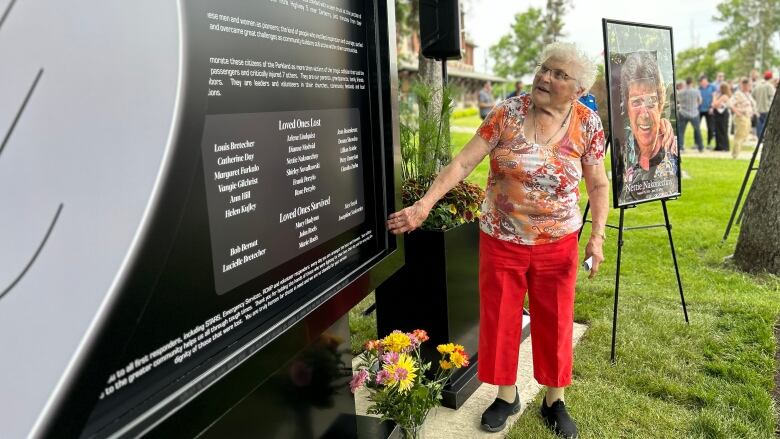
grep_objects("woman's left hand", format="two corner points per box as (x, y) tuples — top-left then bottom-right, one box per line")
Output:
(659, 118), (678, 155)
(584, 235), (605, 279)
(387, 201), (430, 235)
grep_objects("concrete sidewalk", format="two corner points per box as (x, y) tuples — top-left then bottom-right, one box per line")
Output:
(354, 322), (588, 438)
(681, 148), (756, 159)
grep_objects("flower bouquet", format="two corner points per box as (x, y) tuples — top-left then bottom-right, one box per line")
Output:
(350, 329), (470, 439)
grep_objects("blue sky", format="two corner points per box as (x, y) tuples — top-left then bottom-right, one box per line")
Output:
(465, 0), (725, 73)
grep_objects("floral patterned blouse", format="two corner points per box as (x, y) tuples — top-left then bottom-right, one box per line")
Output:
(476, 94), (605, 245)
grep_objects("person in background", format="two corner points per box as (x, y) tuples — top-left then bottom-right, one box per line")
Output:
(753, 70), (776, 139)
(713, 71), (726, 89)
(711, 83), (732, 152)
(387, 42), (609, 439)
(677, 77), (703, 152)
(578, 89), (599, 113)
(506, 80), (524, 99)
(698, 75), (717, 148)
(750, 69), (760, 85)
(479, 81), (496, 120)
(748, 69), (761, 137)
(730, 78), (757, 159)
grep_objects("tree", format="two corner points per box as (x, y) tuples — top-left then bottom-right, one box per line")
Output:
(489, 8), (545, 78)
(542, 0), (571, 45)
(394, 0), (448, 174)
(489, 1), (573, 79)
(675, 0), (779, 81)
(675, 45), (719, 81)
(733, 92), (780, 274)
(714, 0), (780, 73)
(395, 0), (418, 64)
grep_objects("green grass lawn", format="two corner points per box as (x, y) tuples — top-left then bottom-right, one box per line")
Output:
(451, 114), (483, 129)
(505, 155), (780, 438)
(352, 121), (779, 437)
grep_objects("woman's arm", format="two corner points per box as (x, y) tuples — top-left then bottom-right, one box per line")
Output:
(387, 134), (492, 234)
(712, 94), (729, 110)
(582, 161), (610, 278)
(710, 93), (720, 110)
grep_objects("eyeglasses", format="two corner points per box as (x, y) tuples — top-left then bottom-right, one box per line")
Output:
(535, 64), (576, 82)
(628, 94), (659, 109)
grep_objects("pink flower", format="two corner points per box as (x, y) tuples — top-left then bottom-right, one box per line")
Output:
(382, 351), (400, 365)
(376, 369), (391, 385)
(350, 369), (369, 393)
(393, 366), (409, 382)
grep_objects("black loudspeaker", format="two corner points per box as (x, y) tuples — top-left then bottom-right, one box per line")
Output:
(419, 0), (462, 60)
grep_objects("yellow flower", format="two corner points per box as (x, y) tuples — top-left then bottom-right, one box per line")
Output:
(448, 204), (457, 215)
(383, 331), (412, 353)
(437, 343), (455, 354)
(450, 350), (468, 368)
(439, 359), (453, 370)
(384, 353), (418, 393)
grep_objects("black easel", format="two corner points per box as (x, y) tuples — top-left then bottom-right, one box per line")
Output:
(721, 111), (771, 242)
(580, 139), (689, 363)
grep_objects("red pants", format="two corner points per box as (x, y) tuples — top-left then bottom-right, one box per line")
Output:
(477, 231), (578, 387)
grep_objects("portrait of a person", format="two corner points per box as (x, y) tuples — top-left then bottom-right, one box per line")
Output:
(616, 51), (679, 205)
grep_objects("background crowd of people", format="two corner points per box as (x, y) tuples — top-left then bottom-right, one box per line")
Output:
(481, 67), (777, 161)
(676, 69), (777, 158)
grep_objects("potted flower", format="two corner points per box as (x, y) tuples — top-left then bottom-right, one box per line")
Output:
(376, 82), (484, 408)
(350, 329), (470, 439)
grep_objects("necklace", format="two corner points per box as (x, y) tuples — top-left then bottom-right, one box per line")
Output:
(533, 104), (573, 146)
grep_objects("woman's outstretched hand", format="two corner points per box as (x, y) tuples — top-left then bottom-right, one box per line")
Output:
(387, 201), (430, 235)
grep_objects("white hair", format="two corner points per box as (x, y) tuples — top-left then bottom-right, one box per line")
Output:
(538, 41), (597, 92)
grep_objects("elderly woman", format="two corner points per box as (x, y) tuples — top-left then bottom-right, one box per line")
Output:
(387, 42), (609, 438)
(618, 51), (678, 204)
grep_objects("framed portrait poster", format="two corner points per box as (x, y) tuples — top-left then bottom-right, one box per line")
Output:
(603, 19), (682, 208)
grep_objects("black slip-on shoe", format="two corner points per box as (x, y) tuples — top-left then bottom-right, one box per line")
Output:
(480, 388), (521, 432)
(540, 399), (578, 438)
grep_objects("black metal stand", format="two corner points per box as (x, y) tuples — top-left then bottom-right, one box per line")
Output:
(721, 128), (766, 242)
(581, 199), (689, 363)
(610, 201), (688, 362)
(610, 208), (625, 364)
